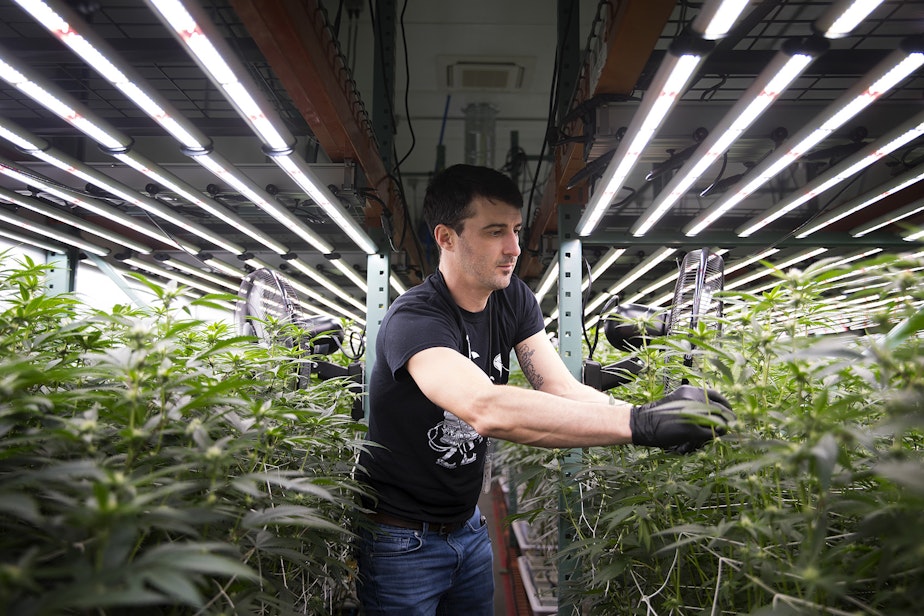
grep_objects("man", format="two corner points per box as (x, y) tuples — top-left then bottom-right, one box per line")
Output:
(355, 164), (733, 614)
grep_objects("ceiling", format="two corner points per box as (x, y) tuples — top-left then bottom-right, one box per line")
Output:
(0, 0), (922, 333)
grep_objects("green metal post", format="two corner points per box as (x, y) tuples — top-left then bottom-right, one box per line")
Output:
(44, 249), (75, 295)
(557, 204), (584, 614)
(364, 251), (391, 419)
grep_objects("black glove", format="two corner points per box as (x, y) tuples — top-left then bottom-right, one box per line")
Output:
(629, 384), (735, 454)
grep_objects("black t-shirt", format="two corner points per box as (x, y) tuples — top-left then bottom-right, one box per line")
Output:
(358, 272), (545, 523)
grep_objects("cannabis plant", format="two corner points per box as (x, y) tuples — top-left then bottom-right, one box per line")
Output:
(0, 255), (368, 615)
(500, 251), (924, 615)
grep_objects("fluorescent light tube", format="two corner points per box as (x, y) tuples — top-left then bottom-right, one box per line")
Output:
(692, 0), (752, 40)
(0, 209), (109, 256)
(110, 150), (291, 255)
(725, 248), (828, 290)
(147, 0), (380, 256)
(685, 39), (924, 237)
(147, 0), (292, 150)
(0, 226), (65, 253)
(0, 163), (163, 252)
(738, 112), (924, 237)
(192, 151), (336, 255)
(815, 0), (887, 39)
(124, 258), (225, 295)
(584, 247), (677, 316)
(846, 172), (924, 237)
(577, 46), (708, 237)
(273, 153), (378, 255)
(0, 48), (128, 152)
(287, 258), (366, 312)
(534, 257), (559, 303)
(632, 39), (821, 236)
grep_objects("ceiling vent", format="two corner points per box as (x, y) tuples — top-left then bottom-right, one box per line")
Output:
(438, 55), (534, 92)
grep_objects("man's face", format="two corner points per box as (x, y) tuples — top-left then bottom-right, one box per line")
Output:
(453, 196), (523, 292)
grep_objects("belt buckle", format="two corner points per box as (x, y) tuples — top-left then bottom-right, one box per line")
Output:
(436, 521), (454, 535)
(435, 519), (463, 535)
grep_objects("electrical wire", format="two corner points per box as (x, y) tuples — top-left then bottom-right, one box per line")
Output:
(393, 0), (416, 172)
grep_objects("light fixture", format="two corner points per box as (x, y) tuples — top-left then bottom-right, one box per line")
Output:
(332, 258), (370, 294)
(287, 258), (366, 312)
(146, 0), (291, 150)
(388, 274), (407, 297)
(201, 257), (245, 278)
(576, 44), (709, 237)
(0, 157), (178, 250)
(796, 167), (924, 239)
(576, 0), (754, 237)
(0, 175), (156, 254)
(157, 258), (239, 291)
(271, 153), (378, 255)
(583, 247), (677, 316)
(0, 208), (109, 256)
(111, 149), (291, 255)
(13, 0), (376, 305)
(725, 248), (828, 290)
(814, 0), (886, 39)
(534, 255), (559, 304)
(0, 45), (128, 152)
(584, 248), (626, 291)
(123, 258), (226, 295)
(685, 37), (924, 237)
(14, 0), (209, 151)
(691, 0), (752, 40)
(857, 190), (924, 237)
(0, 116), (249, 254)
(0, 226), (65, 253)
(4, 140), (247, 256)
(631, 38), (823, 236)
(190, 150), (336, 255)
(146, 0), (379, 255)
(738, 112), (924, 237)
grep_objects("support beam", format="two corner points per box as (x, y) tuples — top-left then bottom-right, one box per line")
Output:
(556, 204), (584, 615)
(231, 0), (425, 284)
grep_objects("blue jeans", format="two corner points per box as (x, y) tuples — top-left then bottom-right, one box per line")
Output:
(356, 507), (494, 615)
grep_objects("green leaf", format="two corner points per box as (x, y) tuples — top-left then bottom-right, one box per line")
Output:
(880, 305), (924, 351)
(135, 542), (259, 580)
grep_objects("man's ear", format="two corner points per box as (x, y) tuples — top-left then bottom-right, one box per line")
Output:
(434, 224), (455, 252)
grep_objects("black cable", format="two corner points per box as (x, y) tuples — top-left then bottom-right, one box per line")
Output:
(700, 152), (728, 197)
(393, 0), (416, 172)
(782, 170), (868, 244)
(581, 256), (601, 358)
(522, 0), (575, 242)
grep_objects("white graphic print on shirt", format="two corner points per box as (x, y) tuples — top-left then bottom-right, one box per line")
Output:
(428, 410), (483, 469)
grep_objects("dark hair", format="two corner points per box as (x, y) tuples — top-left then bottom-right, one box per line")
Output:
(422, 164), (524, 237)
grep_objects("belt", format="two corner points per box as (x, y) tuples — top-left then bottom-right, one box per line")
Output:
(369, 511), (469, 535)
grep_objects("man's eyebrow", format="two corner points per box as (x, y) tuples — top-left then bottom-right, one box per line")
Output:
(480, 221), (523, 231)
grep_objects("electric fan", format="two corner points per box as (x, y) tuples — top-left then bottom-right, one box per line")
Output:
(235, 268), (365, 418)
(583, 248), (724, 391)
(663, 248), (725, 390)
(236, 268), (306, 345)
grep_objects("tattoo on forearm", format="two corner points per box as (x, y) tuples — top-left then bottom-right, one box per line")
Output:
(519, 344), (545, 389)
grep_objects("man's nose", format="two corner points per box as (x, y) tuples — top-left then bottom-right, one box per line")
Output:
(505, 231), (521, 256)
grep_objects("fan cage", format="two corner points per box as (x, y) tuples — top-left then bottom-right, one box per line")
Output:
(235, 268), (306, 345)
(666, 249), (725, 336)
